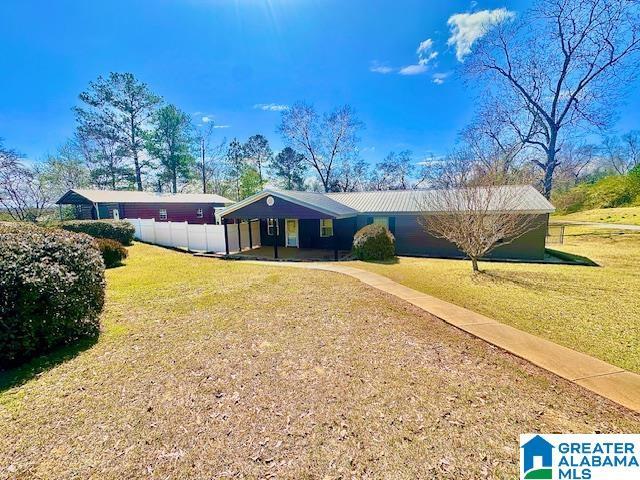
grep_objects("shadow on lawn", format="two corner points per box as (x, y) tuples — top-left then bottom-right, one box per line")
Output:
(0, 337), (98, 393)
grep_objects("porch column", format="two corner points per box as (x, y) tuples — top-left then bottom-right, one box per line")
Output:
(237, 221), (242, 252)
(273, 219), (278, 259)
(333, 233), (338, 261)
(248, 220), (253, 249)
(223, 219), (229, 255)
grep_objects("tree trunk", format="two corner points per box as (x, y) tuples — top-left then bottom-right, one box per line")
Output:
(133, 150), (143, 191)
(132, 117), (143, 191)
(471, 257), (479, 273)
(542, 132), (559, 199)
(172, 171), (177, 194)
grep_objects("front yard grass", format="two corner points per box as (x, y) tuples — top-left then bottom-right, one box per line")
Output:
(349, 228), (640, 373)
(553, 206), (640, 225)
(1, 243), (639, 478)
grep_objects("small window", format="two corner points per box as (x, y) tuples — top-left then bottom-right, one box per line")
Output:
(372, 217), (389, 228)
(320, 219), (334, 237)
(159, 208), (167, 220)
(267, 219), (279, 236)
(196, 208), (203, 218)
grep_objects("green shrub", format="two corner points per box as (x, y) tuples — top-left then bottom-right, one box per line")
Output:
(586, 175), (637, 209)
(61, 220), (135, 246)
(0, 223), (105, 367)
(96, 238), (128, 268)
(353, 224), (396, 261)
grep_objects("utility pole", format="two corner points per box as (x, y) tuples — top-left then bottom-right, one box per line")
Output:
(201, 136), (206, 194)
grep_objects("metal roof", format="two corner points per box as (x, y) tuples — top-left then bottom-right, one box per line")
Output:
(57, 189), (233, 205)
(217, 185), (554, 219)
(217, 188), (358, 219)
(327, 185), (554, 214)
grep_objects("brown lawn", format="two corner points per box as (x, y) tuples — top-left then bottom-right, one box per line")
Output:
(1, 243), (638, 479)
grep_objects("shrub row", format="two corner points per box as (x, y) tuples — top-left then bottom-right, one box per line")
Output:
(353, 224), (396, 261)
(0, 223), (106, 367)
(60, 220), (135, 246)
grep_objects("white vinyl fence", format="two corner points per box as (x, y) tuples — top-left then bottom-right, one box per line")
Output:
(124, 218), (260, 254)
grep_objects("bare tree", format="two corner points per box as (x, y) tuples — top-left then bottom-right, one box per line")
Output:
(605, 130), (640, 173)
(0, 142), (50, 222)
(372, 150), (415, 190)
(460, 97), (529, 175)
(622, 130), (640, 170)
(38, 140), (91, 202)
(417, 168), (539, 273)
(554, 141), (598, 188)
(278, 102), (362, 192)
(467, 0), (640, 198)
(332, 156), (368, 192)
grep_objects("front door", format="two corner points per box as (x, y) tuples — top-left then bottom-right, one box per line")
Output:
(112, 209), (120, 220)
(285, 219), (299, 247)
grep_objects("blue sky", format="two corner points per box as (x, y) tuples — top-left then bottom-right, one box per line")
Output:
(1, 0), (639, 164)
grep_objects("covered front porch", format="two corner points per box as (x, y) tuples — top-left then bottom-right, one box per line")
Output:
(231, 246), (352, 261)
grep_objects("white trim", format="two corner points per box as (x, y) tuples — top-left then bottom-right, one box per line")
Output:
(320, 218), (334, 237)
(285, 218), (299, 247)
(267, 218), (279, 236)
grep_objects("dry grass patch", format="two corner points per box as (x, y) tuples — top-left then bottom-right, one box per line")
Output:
(1, 243), (638, 479)
(553, 206), (640, 225)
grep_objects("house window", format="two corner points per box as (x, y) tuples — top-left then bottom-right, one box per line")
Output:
(320, 219), (334, 237)
(196, 208), (203, 218)
(372, 217), (389, 228)
(159, 209), (168, 220)
(267, 218), (279, 236)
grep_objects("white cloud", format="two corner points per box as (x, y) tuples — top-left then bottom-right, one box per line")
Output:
(201, 116), (213, 123)
(447, 8), (515, 61)
(370, 62), (394, 74)
(416, 38), (439, 66)
(399, 37), (439, 75)
(213, 125), (231, 129)
(253, 103), (289, 112)
(399, 64), (429, 76)
(432, 72), (451, 85)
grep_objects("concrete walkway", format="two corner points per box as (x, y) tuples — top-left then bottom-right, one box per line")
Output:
(248, 260), (640, 412)
(551, 220), (640, 231)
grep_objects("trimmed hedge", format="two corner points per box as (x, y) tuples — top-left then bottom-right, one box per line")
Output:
(96, 238), (128, 268)
(60, 220), (135, 246)
(0, 223), (106, 367)
(353, 224), (396, 261)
